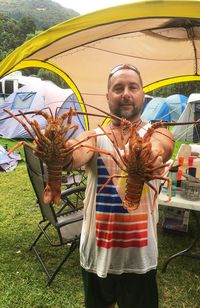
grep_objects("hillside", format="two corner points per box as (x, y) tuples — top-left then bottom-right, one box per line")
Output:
(0, 0), (80, 30)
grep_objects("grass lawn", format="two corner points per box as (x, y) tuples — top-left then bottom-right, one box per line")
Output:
(0, 138), (199, 307)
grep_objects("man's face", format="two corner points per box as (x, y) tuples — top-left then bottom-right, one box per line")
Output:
(106, 69), (144, 121)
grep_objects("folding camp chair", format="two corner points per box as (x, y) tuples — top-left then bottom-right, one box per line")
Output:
(61, 168), (86, 189)
(23, 145), (85, 286)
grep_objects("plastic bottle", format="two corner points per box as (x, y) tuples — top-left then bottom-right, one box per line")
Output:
(177, 155), (188, 174)
(177, 169), (183, 187)
(178, 156), (184, 166)
(187, 156), (197, 177)
(193, 157), (200, 179)
(177, 144), (191, 162)
(188, 156), (194, 167)
(167, 166), (178, 196)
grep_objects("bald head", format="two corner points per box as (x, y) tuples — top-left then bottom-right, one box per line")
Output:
(108, 64), (143, 89)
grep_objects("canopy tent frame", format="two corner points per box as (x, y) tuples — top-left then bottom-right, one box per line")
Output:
(0, 0), (200, 130)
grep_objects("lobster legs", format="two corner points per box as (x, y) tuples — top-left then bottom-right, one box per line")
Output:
(84, 122), (173, 212)
(3, 108), (83, 204)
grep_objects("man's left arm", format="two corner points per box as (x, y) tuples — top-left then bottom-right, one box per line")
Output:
(149, 128), (175, 176)
(151, 127), (174, 163)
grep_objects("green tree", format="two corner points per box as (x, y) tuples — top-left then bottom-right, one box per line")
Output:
(18, 16), (36, 40)
(0, 13), (18, 59)
(0, 0), (79, 31)
(0, 1), (79, 61)
(25, 30), (42, 41)
(147, 81), (200, 97)
(0, 13), (37, 60)
(37, 68), (68, 88)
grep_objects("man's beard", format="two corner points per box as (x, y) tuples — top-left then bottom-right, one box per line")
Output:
(110, 105), (142, 120)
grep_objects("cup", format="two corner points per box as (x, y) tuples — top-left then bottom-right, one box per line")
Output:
(186, 167), (196, 177)
(177, 170), (183, 187)
(188, 156), (194, 167)
(178, 156), (184, 166)
(168, 169), (178, 186)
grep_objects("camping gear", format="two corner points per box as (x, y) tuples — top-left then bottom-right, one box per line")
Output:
(141, 94), (188, 123)
(162, 207), (190, 234)
(24, 145), (85, 286)
(141, 97), (171, 122)
(0, 80), (85, 139)
(166, 94), (188, 122)
(181, 173), (200, 200)
(172, 94), (200, 142)
(0, 144), (21, 172)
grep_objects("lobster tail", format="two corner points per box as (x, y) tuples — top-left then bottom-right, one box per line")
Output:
(43, 184), (53, 204)
(43, 164), (63, 204)
(123, 176), (144, 211)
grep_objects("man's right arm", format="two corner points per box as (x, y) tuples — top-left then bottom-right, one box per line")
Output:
(64, 130), (96, 170)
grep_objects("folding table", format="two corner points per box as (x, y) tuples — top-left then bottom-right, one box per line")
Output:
(158, 189), (200, 272)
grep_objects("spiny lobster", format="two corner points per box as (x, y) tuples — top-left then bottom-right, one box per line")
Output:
(2, 105), (120, 204)
(80, 114), (200, 212)
(2, 104), (200, 211)
(2, 107), (93, 204)
(82, 121), (174, 212)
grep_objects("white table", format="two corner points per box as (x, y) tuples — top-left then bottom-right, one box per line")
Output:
(159, 188), (200, 211)
(158, 188), (200, 272)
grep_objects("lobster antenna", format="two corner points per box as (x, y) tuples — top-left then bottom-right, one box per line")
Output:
(72, 101), (131, 125)
(55, 105), (86, 131)
(72, 101), (86, 131)
(55, 106), (60, 116)
(0, 107), (117, 122)
(33, 107), (53, 118)
(1, 110), (36, 120)
(82, 102), (126, 122)
(172, 121), (200, 142)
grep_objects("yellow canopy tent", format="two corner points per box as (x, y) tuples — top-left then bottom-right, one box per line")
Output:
(0, 0), (200, 130)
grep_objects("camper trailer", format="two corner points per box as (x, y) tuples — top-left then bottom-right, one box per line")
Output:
(0, 71), (42, 97)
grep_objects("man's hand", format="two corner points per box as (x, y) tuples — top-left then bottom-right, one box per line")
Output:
(150, 144), (166, 176)
(62, 139), (77, 170)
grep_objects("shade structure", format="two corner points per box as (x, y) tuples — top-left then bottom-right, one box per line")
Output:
(0, 0), (200, 130)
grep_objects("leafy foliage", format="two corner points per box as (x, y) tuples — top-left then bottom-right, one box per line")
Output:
(147, 81), (200, 97)
(0, 13), (21, 60)
(0, 0), (79, 60)
(0, 0), (79, 30)
(19, 67), (69, 88)
(37, 68), (68, 88)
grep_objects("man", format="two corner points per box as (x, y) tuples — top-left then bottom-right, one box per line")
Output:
(66, 64), (174, 308)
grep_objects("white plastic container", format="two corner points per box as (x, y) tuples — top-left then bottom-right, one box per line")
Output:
(176, 144), (191, 161)
(193, 158), (200, 179)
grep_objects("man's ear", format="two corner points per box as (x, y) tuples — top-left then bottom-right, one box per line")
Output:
(143, 93), (145, 103)
(106, 93), (109, 101)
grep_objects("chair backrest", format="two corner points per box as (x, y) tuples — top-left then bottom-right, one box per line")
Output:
(24, 145), (57, 223)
